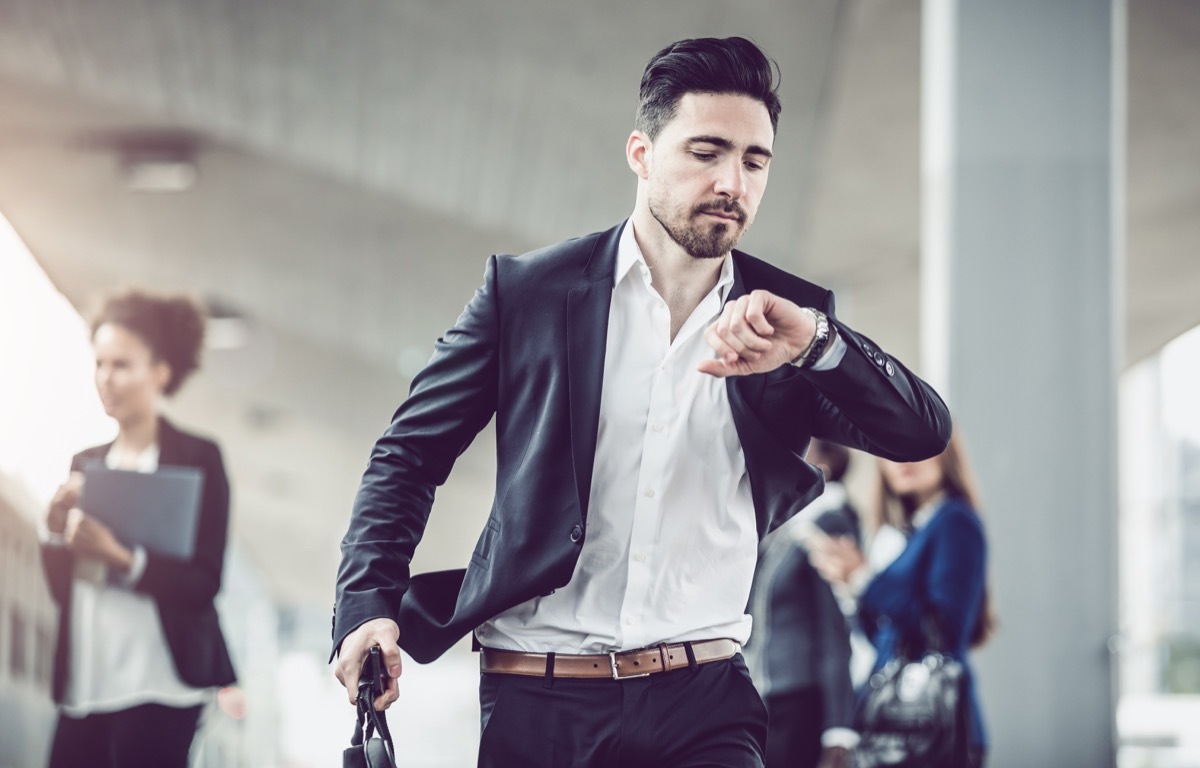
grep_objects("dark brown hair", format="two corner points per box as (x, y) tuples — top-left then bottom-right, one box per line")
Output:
(91, 288), (206, 396)
(635, 36), (782, 140)
(872, 430), (997, 648)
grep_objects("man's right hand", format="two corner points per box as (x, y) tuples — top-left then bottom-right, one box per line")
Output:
(334, 617), (402, 711)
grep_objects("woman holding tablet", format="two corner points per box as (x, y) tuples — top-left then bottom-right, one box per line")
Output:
(41, 289), (236, 768)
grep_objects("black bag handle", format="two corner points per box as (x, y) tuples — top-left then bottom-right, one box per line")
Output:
(345, 646), (397, 768)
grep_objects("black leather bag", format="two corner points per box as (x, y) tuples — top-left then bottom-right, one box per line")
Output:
(343, 647), (398, 768)
(854, 614), (970, 768)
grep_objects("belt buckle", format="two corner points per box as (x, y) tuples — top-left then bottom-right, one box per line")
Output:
(609, 650), (651, 680)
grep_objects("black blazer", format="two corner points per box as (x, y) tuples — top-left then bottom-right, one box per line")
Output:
(334, 222), (951, 663)
(41, 417), (237, 703)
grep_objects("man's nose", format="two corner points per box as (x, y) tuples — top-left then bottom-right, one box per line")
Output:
(713, 159), (747, 200)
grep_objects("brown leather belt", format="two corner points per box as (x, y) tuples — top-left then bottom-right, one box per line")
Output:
(479, 638), (739, 680)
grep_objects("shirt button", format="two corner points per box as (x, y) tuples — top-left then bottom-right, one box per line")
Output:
(644, 487), (655, 498)
(625, 616), (637, 626)
(569, 525), (583, 543)
(634, 552), (647, 562)
(652, 423), (664, 433)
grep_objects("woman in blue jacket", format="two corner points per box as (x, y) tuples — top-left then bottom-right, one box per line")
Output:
(812, 430), (993, 767)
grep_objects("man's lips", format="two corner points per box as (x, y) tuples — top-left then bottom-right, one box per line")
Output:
(699, 209), (744, 223)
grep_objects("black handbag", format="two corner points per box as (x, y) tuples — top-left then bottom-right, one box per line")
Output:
(854, 612), (970, 768)
(343, 647), (398, 768)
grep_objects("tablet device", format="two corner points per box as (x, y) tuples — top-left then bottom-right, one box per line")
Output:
(80, 464), (204, 559)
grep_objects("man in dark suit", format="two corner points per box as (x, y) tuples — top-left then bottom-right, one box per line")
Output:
(333, 36), (951, 768)
(746, 439), (862, 768)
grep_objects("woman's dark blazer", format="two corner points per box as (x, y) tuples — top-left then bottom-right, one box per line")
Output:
(857, 497), (988, 749)
(40, 417), (237, 704)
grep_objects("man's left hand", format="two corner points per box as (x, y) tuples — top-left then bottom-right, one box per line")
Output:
(698, 290), (816, 378)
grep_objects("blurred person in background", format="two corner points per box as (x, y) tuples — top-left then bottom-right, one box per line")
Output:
(333, 36), (951, 768)
(40, 289), (236, 768)
(745, 438), (860, 768)
(810, 429), (993, 767)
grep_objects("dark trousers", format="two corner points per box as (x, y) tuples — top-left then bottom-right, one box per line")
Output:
(478, 654), (768, 768)
(764, 687), (823, 768)
(48, 702), (203, 768)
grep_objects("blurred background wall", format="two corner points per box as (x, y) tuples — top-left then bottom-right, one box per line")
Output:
(0, 1), (1197, 765)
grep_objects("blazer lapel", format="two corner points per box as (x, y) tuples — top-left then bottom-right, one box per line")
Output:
(566, 223), (621, 521)
(156, 416), (186, 467)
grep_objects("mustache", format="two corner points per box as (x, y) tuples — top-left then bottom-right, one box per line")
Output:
(694, 200), (747, 224)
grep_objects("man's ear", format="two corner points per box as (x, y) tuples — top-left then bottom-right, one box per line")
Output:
(626, 131), (652, 180)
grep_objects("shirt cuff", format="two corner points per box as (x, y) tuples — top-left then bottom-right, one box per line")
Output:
(40, 528), (68, 547)
(807, 331), (847, 371)
(822, 727), (860, 749)
(118, 546), (148, 587)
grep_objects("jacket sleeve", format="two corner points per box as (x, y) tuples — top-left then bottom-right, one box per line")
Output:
(332, 255), (501, 656)
(806, 292), (952, 462)
(134, 440), (231, 608)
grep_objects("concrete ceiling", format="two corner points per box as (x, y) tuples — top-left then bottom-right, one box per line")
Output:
(0, 0), (1196, 609)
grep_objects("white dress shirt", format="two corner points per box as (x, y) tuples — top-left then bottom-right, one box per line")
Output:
(479, 219), (847, 655)
(478, 220), (759, 653)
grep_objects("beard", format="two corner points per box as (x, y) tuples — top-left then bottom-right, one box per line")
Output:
(649, 192), (749, 261)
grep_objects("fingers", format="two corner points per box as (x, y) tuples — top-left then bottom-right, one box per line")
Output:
(373, 640), (403, 711)
(706, 294), (775, 365)
(334, 618), (402, 708)
(63, 510), (85, 544)
(373, 669), (400, 712)
(49, 475), (84, 533)
(64, 514), (105, 556)
(809, 535), (863, 584)
(700, 291), (817, 377)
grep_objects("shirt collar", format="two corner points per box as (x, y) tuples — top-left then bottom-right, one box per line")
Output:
(616, 218), (735, 300)
(911, 492), (947, 530)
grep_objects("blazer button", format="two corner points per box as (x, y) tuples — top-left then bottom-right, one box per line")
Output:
(873, 352), (886, 366)
(570, 524), (583, 543)
(885, 360), (895, 376)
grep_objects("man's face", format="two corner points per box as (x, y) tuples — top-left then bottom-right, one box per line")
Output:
(643, 92), (774, 260)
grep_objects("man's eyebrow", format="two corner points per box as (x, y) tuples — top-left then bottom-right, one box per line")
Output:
(687, 135), (773, 159)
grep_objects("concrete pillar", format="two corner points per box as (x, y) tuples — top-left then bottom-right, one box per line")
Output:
(922, 1), (1123, 765)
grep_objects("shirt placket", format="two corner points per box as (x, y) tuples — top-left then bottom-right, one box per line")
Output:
(615, 269), (675, 647)
(615, 267), (727, 648)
